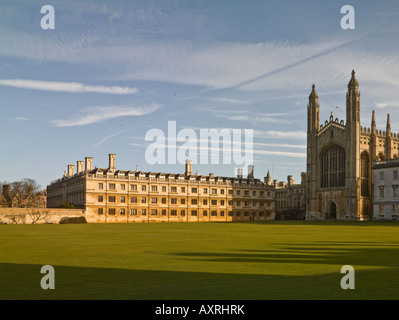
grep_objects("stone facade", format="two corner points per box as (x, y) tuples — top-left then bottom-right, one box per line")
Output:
(306, 70), (399, 220)
(47, 156), (276, 223)
(0, 208), (85, 224)
(372, 159), (399, 220)
(272, 173), (306, 220)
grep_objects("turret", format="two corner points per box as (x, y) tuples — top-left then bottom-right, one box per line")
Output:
(307, 84), (320, 133)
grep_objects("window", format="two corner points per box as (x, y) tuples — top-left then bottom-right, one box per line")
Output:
(191, 188), (198, 193)
(171, 198), (177, 204)
(380, 172), (384, 181)
(162, 209), (167, 216)
(237, 201), (241, 206)
(212, 189), (217, 195)
(151, 197), (157, 204)
(120, 184), (126, 190)
(320, 145), (345, 188)
(162, 198), (166, 204)
(260, 202), (265, 207)
(220, 211), (225, 216)
(220, 200), (225, 206)
(109, 183), (116, 190)
(394, 171), (398, 180)
(130, 184), (137, 191)
(237, 190), (241, 195)
(228, 211), (233, 217)
(203, 199), (208, 205)
(141, 197), (147, 203)
(394, 186), (398, 199)
(142, 185), (147, 191)
(108, 196), (116, 202)
(130, 197), (137, 204)
(228, 200), (233, 206)
(181, 199), (186, 204)
(253, 201), (256, 206)
(120, 196), (125, 203)
(120, 209), (125, 215)
(162, 186), (167, 192)
(244, 201), (250, 207)
(221, 189), (225, 195)
(211, 200), (217, 205)
(108, 208), (116, 215)
(361, 152), (370, 196)
(211, 210), (217, 216)
(98, 183), (103, 190)
(151, 185), (158, 192)
(252, 191), (256, 196)
(151, 209), (157, 216)
(141, 209), (146, 215)
(171, 210), (177, 216)
(171, 186), (177, 192)
(191, 210), (197, 216)
(98, 195), (103, 202)
(260, 191), (264, 196)
(203, 210), (208, 216)
(228, 189), (233, 195)
(191, 199), (197, 205)
(130, 209), (137, 215)
(203, 188), (208, 194)
(181, 187), (185, 193)
(181, 210), (185, 216)
(98, 208), (103, 215)
(379, 187), (385, 199)
(244, 190), (249, 196)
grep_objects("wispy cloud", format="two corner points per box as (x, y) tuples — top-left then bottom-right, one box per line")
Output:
(0, 79), (138, 94)
(253, 130), (307, 140)
(52, 103), (160, 127)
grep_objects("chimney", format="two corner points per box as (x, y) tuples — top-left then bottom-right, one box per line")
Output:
(287, 175), (293, 186)
(67, 165), (74, 177)
(77, 161), (84, 174)
(185, 159), (192, 176)
(237, 168), (243, 179)
(247, 165), (254, 179)
(85, 157), (93, 172)
(273, 179), (277, 189)
(109, 153), (116, 170)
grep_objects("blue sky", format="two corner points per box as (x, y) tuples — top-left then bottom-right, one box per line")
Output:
(1, 0), (399, 189)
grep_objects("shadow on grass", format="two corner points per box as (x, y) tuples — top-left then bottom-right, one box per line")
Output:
(1, 261), (399, 300)
(172, 242), (399, 268)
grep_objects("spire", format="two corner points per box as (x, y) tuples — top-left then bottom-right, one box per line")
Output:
(387, 113), (391, 135)
(371, 110), (376, 132)
(266, 170), (271, 179)
(348, 69), (359, 90)
(309, 84), (318, 99)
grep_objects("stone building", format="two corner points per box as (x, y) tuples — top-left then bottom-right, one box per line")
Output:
(306, 70), (399, 220)
(372, 159), (399, 220)
(47, 154), (276, 223)
(270, 173), (306, 220)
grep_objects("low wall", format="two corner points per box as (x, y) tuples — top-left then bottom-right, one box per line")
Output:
(0, 208), (86, 224)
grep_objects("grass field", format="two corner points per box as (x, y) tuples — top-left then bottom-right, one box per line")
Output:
(1, 221), (399, 300)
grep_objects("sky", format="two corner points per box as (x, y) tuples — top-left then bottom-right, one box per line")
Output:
(1, 0), (399, 190)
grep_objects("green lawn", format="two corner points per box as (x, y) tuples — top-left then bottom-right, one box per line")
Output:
(1, 221), (399, 300)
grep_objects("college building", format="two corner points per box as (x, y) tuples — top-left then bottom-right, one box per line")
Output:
(46, 154), (276, 223)
(306, 70), (399, 220)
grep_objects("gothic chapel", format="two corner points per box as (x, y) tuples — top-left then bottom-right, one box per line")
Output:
(306, 70), (398, 220)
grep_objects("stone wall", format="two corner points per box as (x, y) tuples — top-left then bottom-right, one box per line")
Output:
(0, 208), (86, 224)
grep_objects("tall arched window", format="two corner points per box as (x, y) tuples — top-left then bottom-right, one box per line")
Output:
(320, 145), (345, 188)
(361, 152), (370, 196)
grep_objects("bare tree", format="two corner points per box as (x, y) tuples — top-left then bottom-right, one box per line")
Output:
(27, 209), (50, 224)
(4, 214), (26, 224)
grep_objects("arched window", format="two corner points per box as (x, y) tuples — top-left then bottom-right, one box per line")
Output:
(361, 152), (370, 196)
(320, 145), (345, 188)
